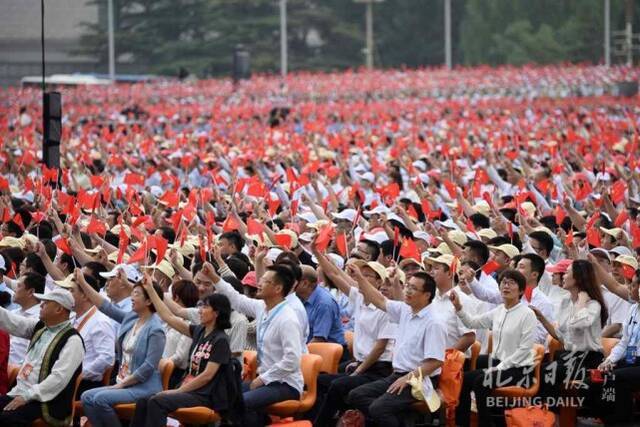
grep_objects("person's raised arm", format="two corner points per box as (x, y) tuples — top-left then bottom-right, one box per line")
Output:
(449, 291), (495, 330)
(169, 249), (192, 280)
(141, 273), (191, 337)
(34, 241), (66, 281)
(203, 261), (262, 319)
(75, 268), (127, 323)
(311, 244), (354, 297)
(347, 263), (387, 312)
(588, 253), (629, 300)
(74, 268), (107, 309)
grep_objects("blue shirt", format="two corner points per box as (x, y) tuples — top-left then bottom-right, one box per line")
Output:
(303, 285), (345, 345)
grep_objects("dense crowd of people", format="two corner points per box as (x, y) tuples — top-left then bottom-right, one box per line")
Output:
(0, 64), (639, 426)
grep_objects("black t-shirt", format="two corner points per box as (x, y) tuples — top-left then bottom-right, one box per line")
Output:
(186, 325), (231, 396)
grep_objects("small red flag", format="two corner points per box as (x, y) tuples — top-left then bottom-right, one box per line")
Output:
(247, 218), (265, 235)
(31, 211), (46, 224)
(55, 237), (72, 255)
(610, 180), (627, 205)
(622, 264), (636, 280)
(555, 206), (567, 226)
(315, 224), (334, 252)
(586, 227), (601, 247)
(222, 215), (241, 232)
(86, 216), (107, 236)
(12, 214), (24, 231)
(399, 238), (421, 261)
(124, 173), (145, 186)
(336, 232), (348, 257)
(482, 192), (494, 209)
(159, 190), (180, 208)
(154, 235), (168, 265)
(1, 208), (10, 223)
(482, 259), (501, 275)
(614, 210), (629, 228)
(273, 233), (293, 249)
(117, 228), (129, 264)
(630, 222), (640, 247)
(443, 180), (457, 199)
(466, 218), (477, 236)
(565, 231), (574, 246)
(128, 243), (147, 264)
(290, 199), (299, 217)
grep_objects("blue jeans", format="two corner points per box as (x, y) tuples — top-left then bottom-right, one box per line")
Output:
(80, 384), (159, 427)
(242, 381), (300, 427)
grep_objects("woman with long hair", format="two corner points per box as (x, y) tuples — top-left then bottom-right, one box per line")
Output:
(532, 259), (608, 398)
(130, 274), (240, 427)
(76, 269), (166, 427)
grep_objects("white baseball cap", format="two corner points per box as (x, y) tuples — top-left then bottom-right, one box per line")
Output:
(99, 264), (143, 283)
(34, 288), (74, 311)
(332, 209), (357, 222)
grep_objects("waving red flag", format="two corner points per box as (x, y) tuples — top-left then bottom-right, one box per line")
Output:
(554, 206), (567, 226)
(443, 180), (457, 199)
(399, 238), (420, 261)
(336, 232), (348, 257)
(124, 173), (145, 186)
(315, 224), (334, 252)
(482, 259), (501, 275)
(117, 228), (129, 264)
(160, 190), (180, 208)
(128, 243), (148, 264)
(153, 235), (168, 265)
(564, 230), (574, 246)
(12, 213), (24, 231)
(273, 233), (293, 249)
(614, 210), (629, 228)
(55, 237), (72, 255)
(86, 216), (107, 236)
(610, 180), (627, 205)
(247, 218), (265, 235)
(586, 227), (601, 248)
(222, 215), (241, 232)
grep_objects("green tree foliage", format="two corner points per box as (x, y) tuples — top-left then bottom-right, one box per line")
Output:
(460, 0), (632, 66)
(77, 0), (638, 76)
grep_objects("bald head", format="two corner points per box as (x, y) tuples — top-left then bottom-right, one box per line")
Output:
(300, 265), (318, 285)
(296, 265), (319, 300)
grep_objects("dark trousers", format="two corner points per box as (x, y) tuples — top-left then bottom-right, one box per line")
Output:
(456, 355), (534, 427)
(539, 350), (602, 399)
(129, 391), (211, 427)
(242, 381), (300, 427)
(599, 359), (640, 424)
(0, 395), (43, 427)
(347, 372), (439, 427)
(314, 361), (393, 426)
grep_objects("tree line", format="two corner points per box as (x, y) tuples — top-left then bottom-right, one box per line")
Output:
(77, 0), (640, 77)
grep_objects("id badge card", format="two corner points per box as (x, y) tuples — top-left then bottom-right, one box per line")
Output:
(626, 345), (637, 364)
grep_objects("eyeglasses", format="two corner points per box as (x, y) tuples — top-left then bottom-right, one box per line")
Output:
(404, 284), (425, 293)
(500, 278), (519, 287)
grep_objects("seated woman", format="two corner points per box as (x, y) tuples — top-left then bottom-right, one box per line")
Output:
(131, 275), (238, 427)
(533, 259), (607, 397)
(75, 269), (165, 427)
(452, 269), (537, 427)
